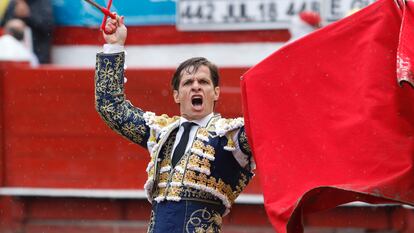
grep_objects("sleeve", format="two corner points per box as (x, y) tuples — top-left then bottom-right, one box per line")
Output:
(237, 127), (252, 155)
(232, 126), (255, 171)
(95, 52), (150, 148)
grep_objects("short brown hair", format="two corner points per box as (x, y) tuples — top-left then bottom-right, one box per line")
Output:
(171, 57), (220, 91)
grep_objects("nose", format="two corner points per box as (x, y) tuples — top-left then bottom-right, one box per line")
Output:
(191, 80), (201, 91)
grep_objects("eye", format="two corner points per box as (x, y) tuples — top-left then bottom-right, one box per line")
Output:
(183, 80), (192, 86)
(199, 79), (210, 85)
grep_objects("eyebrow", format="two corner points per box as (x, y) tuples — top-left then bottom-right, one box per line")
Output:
(181, 76), (211, 83)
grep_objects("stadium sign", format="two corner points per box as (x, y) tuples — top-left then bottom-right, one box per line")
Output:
(176, 0), (376, 31)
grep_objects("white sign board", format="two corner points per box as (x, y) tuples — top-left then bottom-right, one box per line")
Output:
(177, 0), (376, 31)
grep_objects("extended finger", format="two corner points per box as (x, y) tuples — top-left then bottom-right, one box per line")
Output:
(119, 16), (125, 26)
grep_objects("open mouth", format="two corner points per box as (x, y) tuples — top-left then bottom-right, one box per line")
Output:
(191, 96), (203, 107)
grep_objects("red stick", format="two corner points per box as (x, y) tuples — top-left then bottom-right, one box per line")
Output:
(84, 0), (116, 19)
(100, 0), (114, 33)
(100, 7), (116, 19)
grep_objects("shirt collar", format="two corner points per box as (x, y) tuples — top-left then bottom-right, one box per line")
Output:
(180, 113), (214, 128)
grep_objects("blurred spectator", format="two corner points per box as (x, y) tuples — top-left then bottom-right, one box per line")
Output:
(288, 11), (322, 42)
(0, 18), (39, 66)
(1, 0), (54, 64)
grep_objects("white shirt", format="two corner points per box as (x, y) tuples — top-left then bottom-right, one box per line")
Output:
(103, 44), (124, 53)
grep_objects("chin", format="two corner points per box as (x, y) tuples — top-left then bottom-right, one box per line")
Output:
(191, 106), (204, 114)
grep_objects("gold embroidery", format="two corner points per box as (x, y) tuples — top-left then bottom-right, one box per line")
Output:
(196, 128), (209, 141)
(159, 129), (176, 164)
(178, 158), (187, 167)
(149, 129), (157, 144)
(99, 63), (115, 80)
(114, 54), (124, 71)
(234, 173), (248, 197)
(197, 173), (208, 186)
(153, 114), (180, 128)
(204, 145), (215, 156)
(238, 130), (252, 154)
(137, 125), (147, 136)
(159, 172), (169, 183)
(189, 155), (201, 166)
(211, 213), (222, 226)
(160, 159), (170, 169)
(185, 170), (197, 184)
(167, 186), (181, 197)
(193, 140), (205, 151)
(186, 208), (222, 233)
(133, 110), (253, 211)
(147, 210), (155, 233)
(183, 170), (239, 205)
(122, 122), (143, 143)
(200, 158), (210, 171)
(224, 131), (236, 151)
(99, 99), (115, 114)
(152, 134), (176, 198)
(216, 180), (225, 191)
(156, 187), (166, 196)
(172, 172), (184, 183)
(148, 167), (155, 177)
(96, 53), (149, 147)
(181, 187), (219, 202)
(207, 177), (217, 188)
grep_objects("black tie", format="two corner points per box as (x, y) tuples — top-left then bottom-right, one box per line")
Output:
(172, 122), (195, 167)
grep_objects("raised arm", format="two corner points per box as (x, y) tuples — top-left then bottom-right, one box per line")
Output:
(95, 16), (150, 148)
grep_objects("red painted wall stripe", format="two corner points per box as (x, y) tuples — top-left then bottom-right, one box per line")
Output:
(53, 25), (291, 45)
(0, 66), (262, 193)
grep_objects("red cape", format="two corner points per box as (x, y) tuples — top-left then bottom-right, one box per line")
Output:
(241, 0), (414, 232)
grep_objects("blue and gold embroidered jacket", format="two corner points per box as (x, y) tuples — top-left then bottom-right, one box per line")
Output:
(95, 52), (253, 215)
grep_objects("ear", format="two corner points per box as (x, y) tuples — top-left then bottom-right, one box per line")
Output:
(173, 89), (180, 104)
(214, 86), (220, 101)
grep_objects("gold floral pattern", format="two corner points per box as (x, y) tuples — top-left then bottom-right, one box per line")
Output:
(238, 129), (252, 155)
(204, 145), (215, 157)
(186, 208), (222, 233)
(153, 133), (177, 195)
(122, 122), (143, 143)
(194, 140), (204, 148)
(233, 173), (249, 198)
(95, 53), (150, 147)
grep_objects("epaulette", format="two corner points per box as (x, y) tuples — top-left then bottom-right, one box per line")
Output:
(143, 112), (180, 148)
(214, 117), (245, 151)
(143, 112), (179, 131)
(214, 117), (244, 136)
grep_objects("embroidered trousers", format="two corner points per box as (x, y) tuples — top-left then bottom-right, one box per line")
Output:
(148, 200), (225, 233)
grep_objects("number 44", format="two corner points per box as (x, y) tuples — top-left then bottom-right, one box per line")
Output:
(286, 1), (321, 16)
